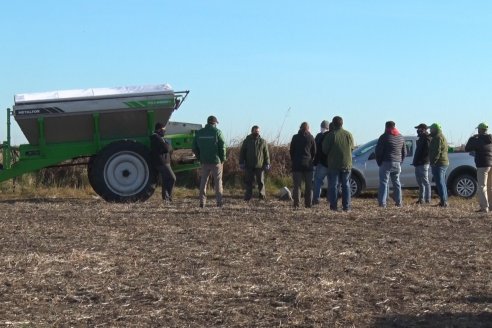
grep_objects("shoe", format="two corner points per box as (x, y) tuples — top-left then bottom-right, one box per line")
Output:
(342, 208), (351, 212)
(259, 194), (266, 200)
(199, 203), (205, 208)
(244, 197), (251, 202)
(475, 208), (489, 213)
(217, 201), (223, 208)
(438, 202), (449, 208)
(396, 203), (402, 207)
(415, 200), (423, 205)
(312, 199), (319, 205)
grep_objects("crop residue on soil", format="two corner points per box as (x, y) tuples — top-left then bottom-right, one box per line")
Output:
(1, 195), (491, 327)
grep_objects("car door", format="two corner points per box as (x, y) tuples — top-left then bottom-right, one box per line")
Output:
(399, 139), (417, 187)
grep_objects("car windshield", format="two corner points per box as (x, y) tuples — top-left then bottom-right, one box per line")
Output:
(353, 139), (378, 157)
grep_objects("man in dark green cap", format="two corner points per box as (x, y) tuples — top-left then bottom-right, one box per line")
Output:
(192, 115), (227, 208)
(465, 122), (492, 213)
(429, 123), (449, 207)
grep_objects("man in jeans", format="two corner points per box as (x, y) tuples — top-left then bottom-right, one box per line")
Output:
(290, 122), (316, 208)
(239, 125), (270, 201)
(313, 120), (331, 205)
(149, 122), (176, 203)
(465, 122), (492, 213)
(192, 115), (227, 208)
(375, 121), (406, 207)
(412, 123), (431, 204)
(322, 116), (354, 211)
(429, 123), (449, 207)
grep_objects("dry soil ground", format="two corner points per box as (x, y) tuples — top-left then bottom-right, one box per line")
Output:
(0, 191), (491, 327)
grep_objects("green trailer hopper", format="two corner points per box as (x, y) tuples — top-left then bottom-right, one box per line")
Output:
(1, 83), (200, 202)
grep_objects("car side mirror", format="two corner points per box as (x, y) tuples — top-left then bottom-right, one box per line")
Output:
(368, 152), (376, 160)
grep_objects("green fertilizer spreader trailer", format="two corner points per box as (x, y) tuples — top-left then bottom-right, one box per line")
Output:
(0, 84), (201, 202)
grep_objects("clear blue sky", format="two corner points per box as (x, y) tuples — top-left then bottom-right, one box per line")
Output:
(1, 0), (490, 146)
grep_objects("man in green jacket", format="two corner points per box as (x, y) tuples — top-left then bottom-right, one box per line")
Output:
(192, 115), (227, 208)
(429, 123), (449, 207)
(322, 116), (355, 211)
(239, 125), (270, 201)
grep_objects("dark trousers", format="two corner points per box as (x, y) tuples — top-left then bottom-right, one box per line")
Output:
(156, 164), (176, 200)
(292, 171), (314, 207)
(244, 168), (265, 200)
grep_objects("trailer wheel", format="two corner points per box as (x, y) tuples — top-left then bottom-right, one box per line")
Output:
(88, 141), (157, 202)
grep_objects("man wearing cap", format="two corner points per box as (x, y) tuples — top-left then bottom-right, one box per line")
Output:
(313, 120), (331, 205)
(465, 123), (492, 213)
(429, 123), (449, 207)
(375, 121), (406, 207)
(192, 115), (227, 208)
(150, 122), (176, 202)
(412, 123), (431, 204)
(239, 125), (270, 201)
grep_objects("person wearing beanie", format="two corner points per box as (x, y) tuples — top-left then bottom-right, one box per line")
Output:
(313, 120), (331, 205)
(375, 121), (406, 207)
(192, 115), (227, 208)
(465, 122), (492, 213)
(290, 122), (316, 208)
(412, 123), (431, 204)
(322, 116), (355, 211)
(429, 123), (449, 207)
(149, 122), (176, 202)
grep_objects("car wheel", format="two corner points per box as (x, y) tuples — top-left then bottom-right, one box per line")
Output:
(451, 174), (477, 198)
(350, 174), (362, 197)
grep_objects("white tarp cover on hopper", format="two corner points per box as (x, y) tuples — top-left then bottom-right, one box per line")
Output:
(14, 83), (174, 104)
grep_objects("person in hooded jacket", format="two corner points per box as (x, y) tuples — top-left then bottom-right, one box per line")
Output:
(465, 122), (492, 213)
(150, 122), (176, 202)
(239, 125), (270, 201)
(375, 121), (406, 207)
(290, 122), (316, 208)
(429, 123), (449, 207)
(412, 123), (431, 204)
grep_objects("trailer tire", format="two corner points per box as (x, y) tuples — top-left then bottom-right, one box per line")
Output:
(88, 141), (157, 202)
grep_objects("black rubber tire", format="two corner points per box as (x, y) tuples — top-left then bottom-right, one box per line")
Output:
(88, 140), (157, 202)
(451, 174), (477, 198)
(350, 174), (362, 197)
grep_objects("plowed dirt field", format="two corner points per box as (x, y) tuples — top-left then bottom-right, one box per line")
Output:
(1, 193), (491, 327)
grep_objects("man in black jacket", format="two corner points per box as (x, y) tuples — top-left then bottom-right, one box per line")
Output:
(412, 123), (431, 204)
(465, 122), (492, 213)
(150, 122), (176, 202)
(290, 122), (316, 208)
(375, 121), (406, 207)
(313, 120), (331, 205)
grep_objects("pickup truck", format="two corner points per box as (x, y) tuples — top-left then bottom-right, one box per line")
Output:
(325, 136), (478, 198)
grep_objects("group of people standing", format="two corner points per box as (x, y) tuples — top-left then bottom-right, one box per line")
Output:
(149, 115), (492, 214)
(375, 121), (450, 208)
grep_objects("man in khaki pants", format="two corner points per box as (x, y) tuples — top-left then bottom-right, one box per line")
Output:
(192, 115), (227, 208)
(465, 122), (492, 213)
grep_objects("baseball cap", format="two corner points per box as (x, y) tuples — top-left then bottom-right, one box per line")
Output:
(207, 115), (219, 124)
(154, 122), (165, 131)
(429, 123), (442, 130)
(414, 123), (428, 129)
(477, 122), (489, 129)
